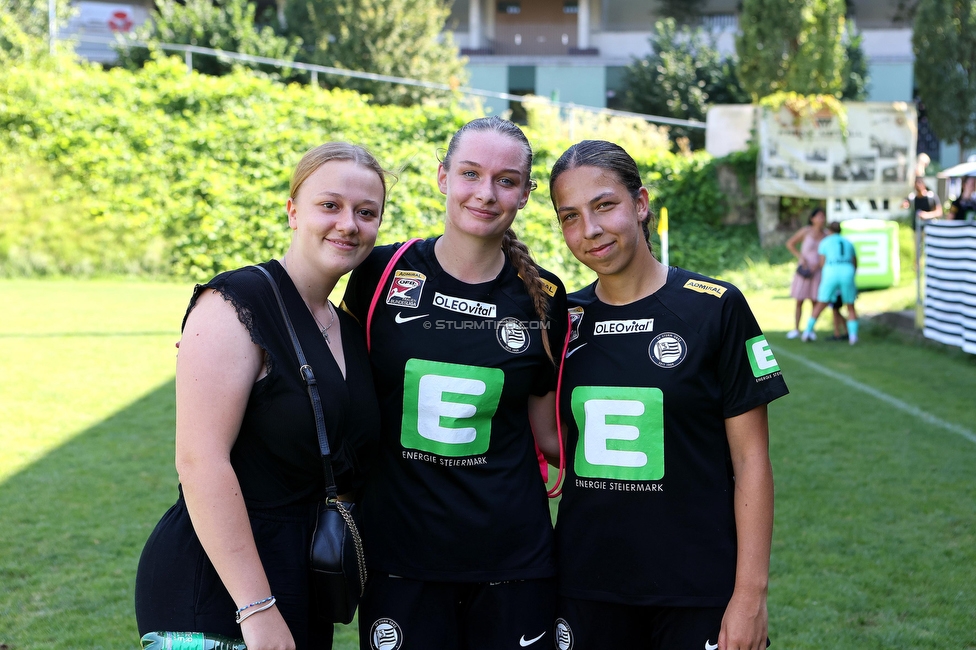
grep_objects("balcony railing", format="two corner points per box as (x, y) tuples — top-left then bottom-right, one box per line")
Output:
(490, 22), (579, 56)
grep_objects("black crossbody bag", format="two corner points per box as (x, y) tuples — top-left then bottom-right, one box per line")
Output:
(254, 265), (366, 625)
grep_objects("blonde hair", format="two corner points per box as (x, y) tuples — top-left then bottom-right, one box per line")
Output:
(290, 142), (391, 215)
(444, 118), (552, 362)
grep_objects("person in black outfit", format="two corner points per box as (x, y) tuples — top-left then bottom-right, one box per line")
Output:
(134, 143), (386, 650)
(948, 176), (976, 221)
(549, 141), (788, 650)
(342, 117), (566, 650)
(902, 177), (943, 270)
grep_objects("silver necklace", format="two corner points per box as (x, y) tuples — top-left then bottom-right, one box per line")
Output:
(312, 302), (337, 344)
(280, 255), (336, 344)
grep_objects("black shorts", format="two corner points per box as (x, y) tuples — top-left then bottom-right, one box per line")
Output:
(359, 574), (556, 650)
(555, 597), (751, 650)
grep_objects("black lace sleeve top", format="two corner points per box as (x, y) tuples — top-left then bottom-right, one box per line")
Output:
(182, 260), (380, 508)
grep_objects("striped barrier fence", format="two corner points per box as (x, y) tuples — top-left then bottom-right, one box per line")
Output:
(923, 221), (976, 354)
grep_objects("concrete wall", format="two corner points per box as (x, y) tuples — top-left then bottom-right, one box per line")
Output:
(466, 64), (510, 116)
(536, 65), (606, 107)
(865, 62), (914, 102)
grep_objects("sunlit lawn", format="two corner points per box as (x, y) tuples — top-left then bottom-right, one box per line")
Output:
(1, 275), (974, 649)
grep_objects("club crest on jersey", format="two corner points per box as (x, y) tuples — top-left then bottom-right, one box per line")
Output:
(648, 332), (687, 368)
(369, 618), (403, 650)
(568, 306), (584, 342)
(386, 270), (426, 308)
(594, 318), (654, 336)
(554, 618), (574, 650)
(433, 292), (497, 318)
(496, 317), (531, 354)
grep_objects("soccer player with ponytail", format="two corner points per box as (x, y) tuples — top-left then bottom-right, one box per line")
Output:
(342, 117), (566, 650)
(549, 141), (788, 650)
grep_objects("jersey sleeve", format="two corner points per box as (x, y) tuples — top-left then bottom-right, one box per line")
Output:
(716, 286), (789, 418)
(530, 269), (568, 396)
(341, 244), (399, 325)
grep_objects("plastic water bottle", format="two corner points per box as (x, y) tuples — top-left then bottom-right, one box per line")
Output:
(140, 631), (247, 650)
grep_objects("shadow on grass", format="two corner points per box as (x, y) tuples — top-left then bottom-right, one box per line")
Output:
(0, 380), (178, 650)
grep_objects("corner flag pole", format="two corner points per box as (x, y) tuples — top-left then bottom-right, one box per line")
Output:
(657, 207), (669, 267)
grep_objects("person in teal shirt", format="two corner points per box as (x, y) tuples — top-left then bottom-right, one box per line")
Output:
(801, 221), (859, 344)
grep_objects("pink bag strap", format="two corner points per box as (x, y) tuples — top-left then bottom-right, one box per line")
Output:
(366, 238), (422, 352)
(547, 311), (573, 498)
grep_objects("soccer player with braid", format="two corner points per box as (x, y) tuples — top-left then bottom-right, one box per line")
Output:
(342, 117), (566, 650)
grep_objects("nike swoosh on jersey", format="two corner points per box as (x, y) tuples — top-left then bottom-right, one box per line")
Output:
(705, 641), (718, 650)
(565, 343), (587, 358)
(520, 631), (546, 647)
(394, 312), (429, 324)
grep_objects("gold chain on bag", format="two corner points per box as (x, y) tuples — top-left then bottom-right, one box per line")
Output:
(332, 498), (367, 595)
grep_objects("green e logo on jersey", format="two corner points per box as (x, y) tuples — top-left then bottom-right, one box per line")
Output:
(401, 359), (504, 457)
(571, 386), (665, 481)
(746, 335), (780, 377)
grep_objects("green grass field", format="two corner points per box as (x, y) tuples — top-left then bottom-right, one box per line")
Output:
(1, 277), (975, 649)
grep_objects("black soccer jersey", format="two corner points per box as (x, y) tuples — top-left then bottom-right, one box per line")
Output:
(555, 267), (788, 607)
(343, 237), (567, 582)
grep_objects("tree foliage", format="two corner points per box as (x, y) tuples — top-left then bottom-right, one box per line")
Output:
(736, 0), (847, 101)
(1, 55), (765, 284)
(0, 0), (72, 63)
(283, 0), (467, 106)
(622, 19), (748, 149)
(912, 0), (976, 152)
(842, 30), (869, 101)
(115, 0), (301, 77)
(893, 0), (923, 23)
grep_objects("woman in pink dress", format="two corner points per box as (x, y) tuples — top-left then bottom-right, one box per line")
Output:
(785, 208), (828, 339)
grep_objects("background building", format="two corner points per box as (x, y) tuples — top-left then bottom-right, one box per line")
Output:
(447, 0), (962, 167)
(60, 0), (964, 166)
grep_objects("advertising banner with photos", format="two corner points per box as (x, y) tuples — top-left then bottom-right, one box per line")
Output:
(757, 102), (917, 200)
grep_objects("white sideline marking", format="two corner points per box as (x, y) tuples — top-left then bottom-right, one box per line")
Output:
(776, 348), (976, 446)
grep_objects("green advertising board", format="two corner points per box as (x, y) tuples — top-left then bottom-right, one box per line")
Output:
(839, 218), (900, 290)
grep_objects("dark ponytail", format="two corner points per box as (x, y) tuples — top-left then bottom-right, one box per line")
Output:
(550, 139), (654, 253)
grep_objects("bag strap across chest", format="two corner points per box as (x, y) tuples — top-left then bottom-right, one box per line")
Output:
(254, 265), (339, 500)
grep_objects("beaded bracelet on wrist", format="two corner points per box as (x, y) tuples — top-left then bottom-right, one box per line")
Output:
(234, 596), (276, 624)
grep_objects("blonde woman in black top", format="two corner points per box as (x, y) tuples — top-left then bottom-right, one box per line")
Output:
(343, 117), (566, 650)
(135, 143), (386, 650)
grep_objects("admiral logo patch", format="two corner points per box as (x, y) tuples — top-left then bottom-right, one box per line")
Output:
(568, 306), (584, 342)
(520, 273), (558, 297)
(682, 279), (727, 298)
(386, 270), (426, 308)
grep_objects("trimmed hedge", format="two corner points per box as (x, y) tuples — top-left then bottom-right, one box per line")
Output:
(1, 54), (765, 288)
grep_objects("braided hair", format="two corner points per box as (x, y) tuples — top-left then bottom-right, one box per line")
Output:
(443, 117), (553, 362)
